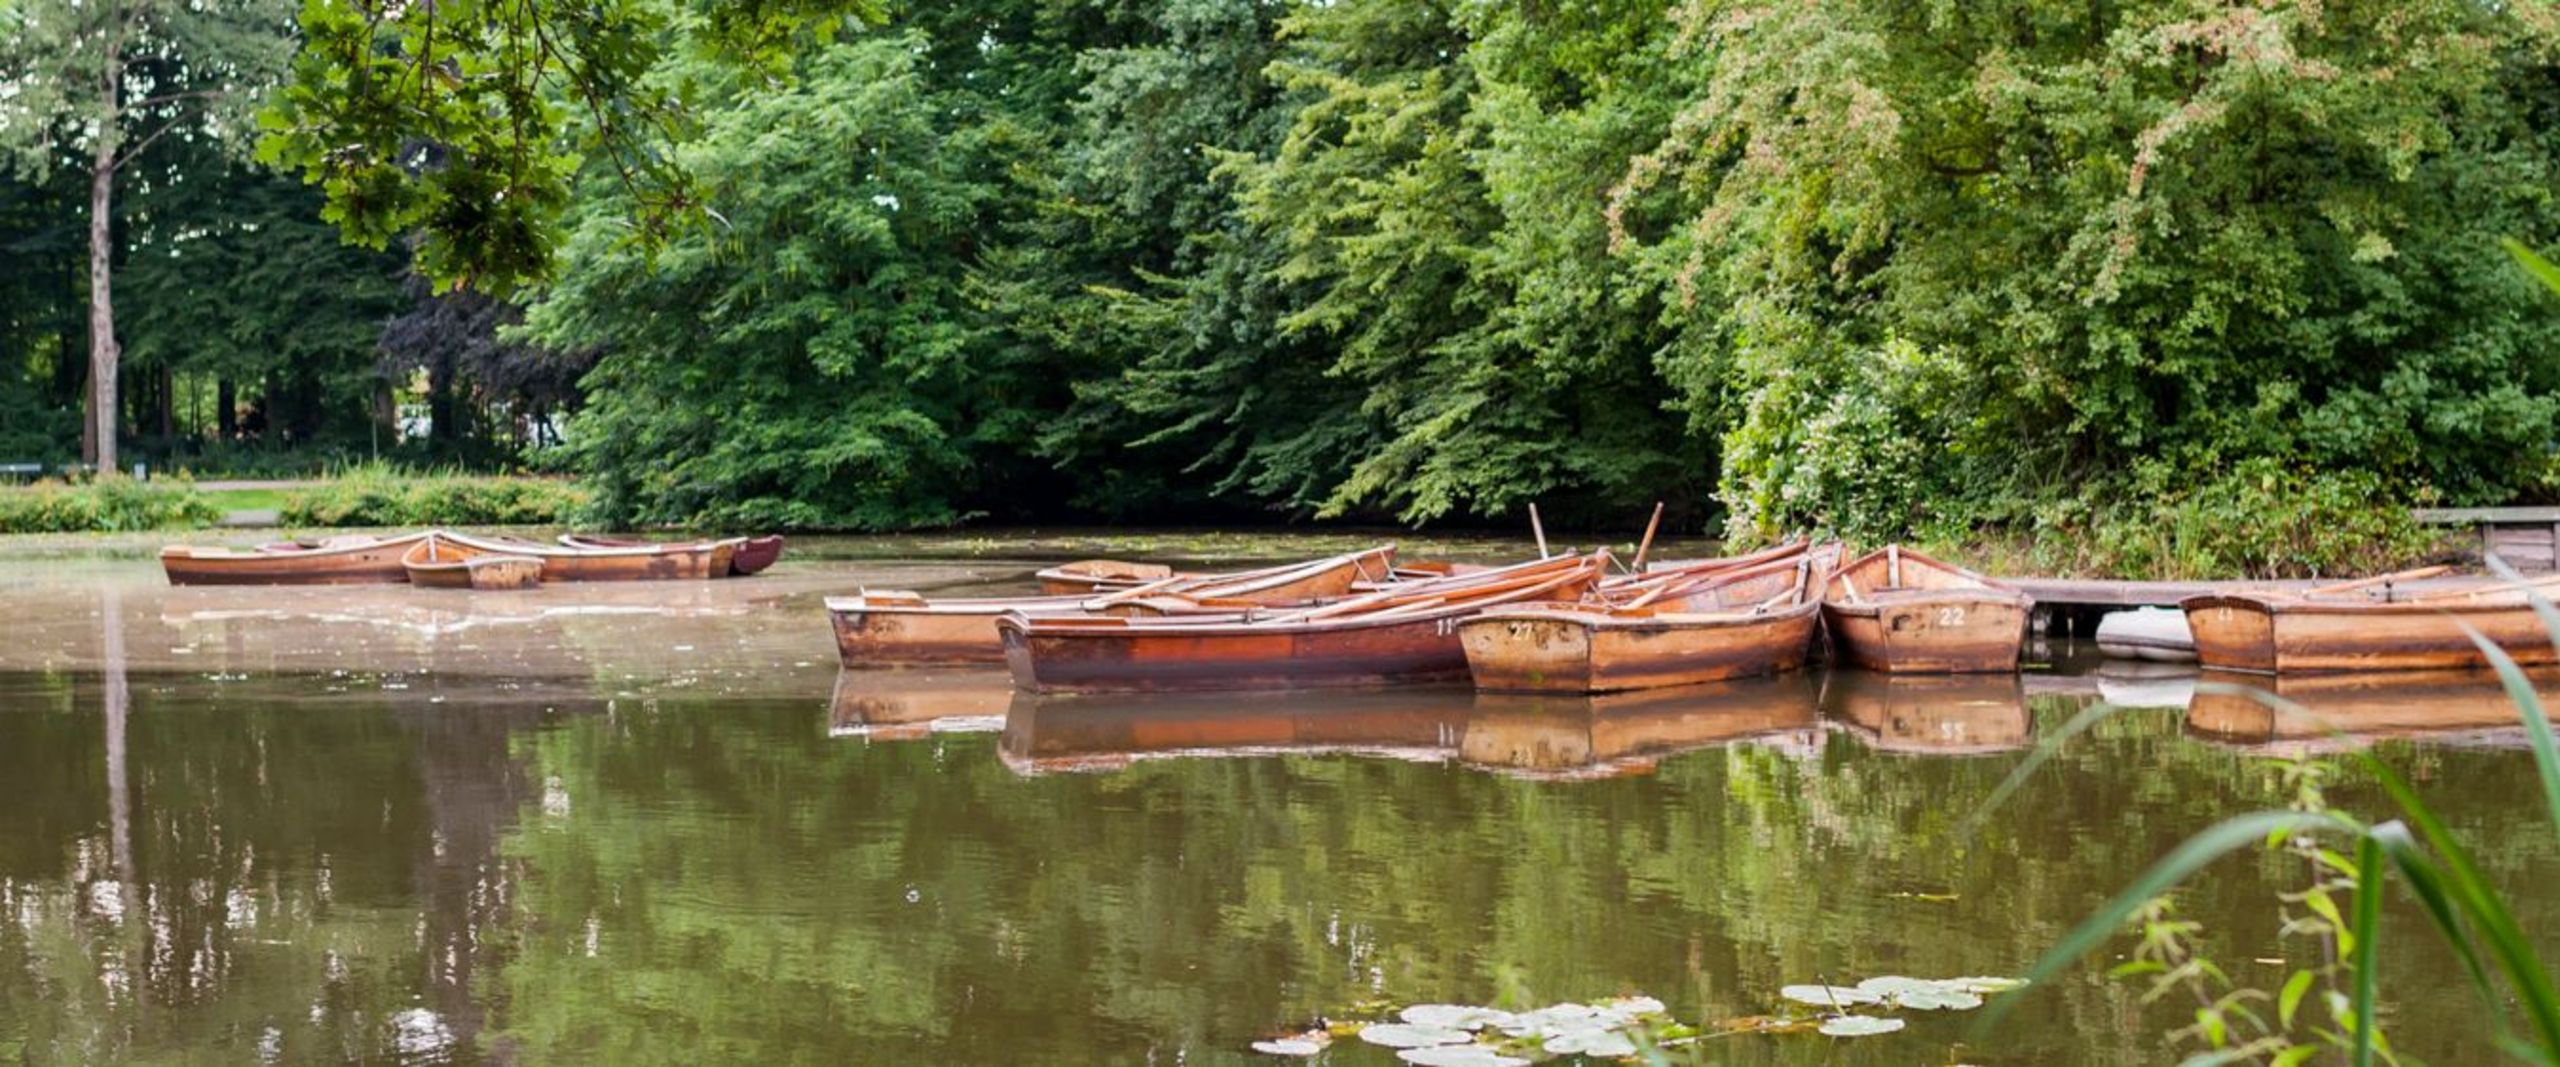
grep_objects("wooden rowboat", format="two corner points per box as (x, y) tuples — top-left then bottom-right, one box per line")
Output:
(2182, 576), (2560, 673)
(1821, 546), (2031, 674)
(162, 530), (434, 585)
(828, 546), (1398, 668)
(403, 535), (544, 590)
(997, 553), (1610, 693)
(1458, 545), (1840, 693)
(1037, 558), (1180, 595)
(561, 533), (784, 575)
(443, 531), (734, 581)
(1039, 552), (1433, 596)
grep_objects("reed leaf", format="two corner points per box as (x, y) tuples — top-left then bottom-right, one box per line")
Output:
(2349, 835), (2382, 1067)
(1990, 811), (2357, 1032)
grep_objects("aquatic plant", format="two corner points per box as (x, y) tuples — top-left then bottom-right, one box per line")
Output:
(2002, 562), (2560, 1065)
(1262, 982), (2020, 1062)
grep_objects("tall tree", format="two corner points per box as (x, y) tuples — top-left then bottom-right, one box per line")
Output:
(0, 0), (295, 472)
(260, 0), (885, 294)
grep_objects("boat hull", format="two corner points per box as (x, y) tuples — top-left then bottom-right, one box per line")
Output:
(1458, 602), (1819, 693)
(1002, 615), (1479, 693)
(2182, 594), (2560, 673)
(161, 532), (431, 585)
(1823, 592), (2029, 674)
(829, 594), (1106, 667)
(827, 548), (1397, 668)
(447, 533), (732, 581)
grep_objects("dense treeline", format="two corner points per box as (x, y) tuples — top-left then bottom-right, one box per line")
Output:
(7, 0), (2560, 553)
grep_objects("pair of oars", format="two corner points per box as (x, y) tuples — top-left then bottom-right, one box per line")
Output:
(1527, 501), (1665, 572)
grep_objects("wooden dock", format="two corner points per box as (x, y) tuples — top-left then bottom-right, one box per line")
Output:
(2007, 575), (2488, 636)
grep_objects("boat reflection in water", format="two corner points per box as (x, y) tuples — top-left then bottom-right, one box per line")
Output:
(828, 669), (1014, 739)
(997, 673), (1825, 778)
(998, 687), (1473, 775)
(2186, 669), (2551, 754)
(1458, 673), (1821, 780)
(1822, 671), (2032, 755)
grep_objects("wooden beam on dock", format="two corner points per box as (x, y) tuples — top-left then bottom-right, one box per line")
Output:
(2006, 576), (2485, 610)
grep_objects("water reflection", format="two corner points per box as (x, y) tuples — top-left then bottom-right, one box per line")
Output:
(10, 635), (2560, 1064)
(828, 669), (1012, 739)
(2186, 668), (2546, 753)
(1821, 672), (2031, 754)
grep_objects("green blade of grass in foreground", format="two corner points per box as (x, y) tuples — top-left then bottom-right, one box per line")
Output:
(1985, 810), (2357, 1032)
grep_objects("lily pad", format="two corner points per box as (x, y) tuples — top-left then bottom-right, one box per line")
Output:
(1852, 976), (1941, 999)
(1396, 1046), (1529, 1067)
(1779, 984), (1881, 1008)
(1892, 987), (1983, 1011)
(1817, 1015), (1907, 1038)
(1602, 995), (1666, 1016)
(1249, 1037), (1328, 1056)
(1500, 1003), (1605, 1037)
(1543, 1029), (1638, 1057)
(1401, 1004), (1512, 1031)
(1941, 976), (2029, 994)
(1359, 1024), (1475, 1049)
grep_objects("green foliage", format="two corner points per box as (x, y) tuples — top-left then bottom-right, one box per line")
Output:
(1614, 0), (2560, 543)
(276, 463), (588, 526)
(259, 0), (884, 293)
(0, 477), (221, 533)
(526, 37), (993, 530)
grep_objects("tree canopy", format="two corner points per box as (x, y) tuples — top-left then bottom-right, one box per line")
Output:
(5, 0), (2559, 553)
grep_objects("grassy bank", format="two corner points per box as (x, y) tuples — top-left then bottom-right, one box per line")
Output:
(0, 478), (222, 533)
(276, 465), (589, 527)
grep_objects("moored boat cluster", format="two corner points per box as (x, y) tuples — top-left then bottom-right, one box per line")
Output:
(829, 541), (2042, 694)
(158, 528), (784, 587)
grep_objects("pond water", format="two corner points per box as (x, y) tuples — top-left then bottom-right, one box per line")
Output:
(1, 546), (2556, 1065)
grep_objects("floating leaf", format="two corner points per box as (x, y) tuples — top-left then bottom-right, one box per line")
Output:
(1359, 1024), (1474, 1049)
(1500, 1003), (1606, 1037)
(1397, 1046), (1528, 1067)
(1250, 1037), (1327, 1056)
(1852, 976), (1940, 999)
(1817, 1015), (1907, 1037)
(1940, 976), (2029, 995)
(1892, 987), (1983, 1011)
(1603, 995), (1667, 1016)
(1544, 1029), (1638, 1057)
(1779, 985), (1881, 1007)
(1402, 1004), (1512, 1031)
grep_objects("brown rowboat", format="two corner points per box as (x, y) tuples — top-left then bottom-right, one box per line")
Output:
(562, 533), (784, 575)
(2182, 577), (2560, 673)
(827, 546), (1398, 668)
(162, 530), (435, 585)
(442, 531), (735, 581)
(1821, 546), (2031, 674)
(402, 535), (544, 590)
(1458, 545), (1841, 693)
(997, 553), (1610, 693)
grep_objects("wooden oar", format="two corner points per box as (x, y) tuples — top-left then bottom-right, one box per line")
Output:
(2305, 565), (2454, 597)
(2404, 573), (2560, 603)
(1630, 502), (1665, 572)
(1529, 503), (1550, 560)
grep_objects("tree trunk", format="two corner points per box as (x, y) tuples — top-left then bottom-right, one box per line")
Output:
(217, 377), (237, 440)
(87, 70), (120, 476)
(155, 365), (173, 446)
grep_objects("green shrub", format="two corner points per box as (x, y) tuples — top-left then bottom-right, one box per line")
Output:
(278, 463), (591, 527)
(2015, 459), (2441, 580)
(0, 477), (223, 533)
